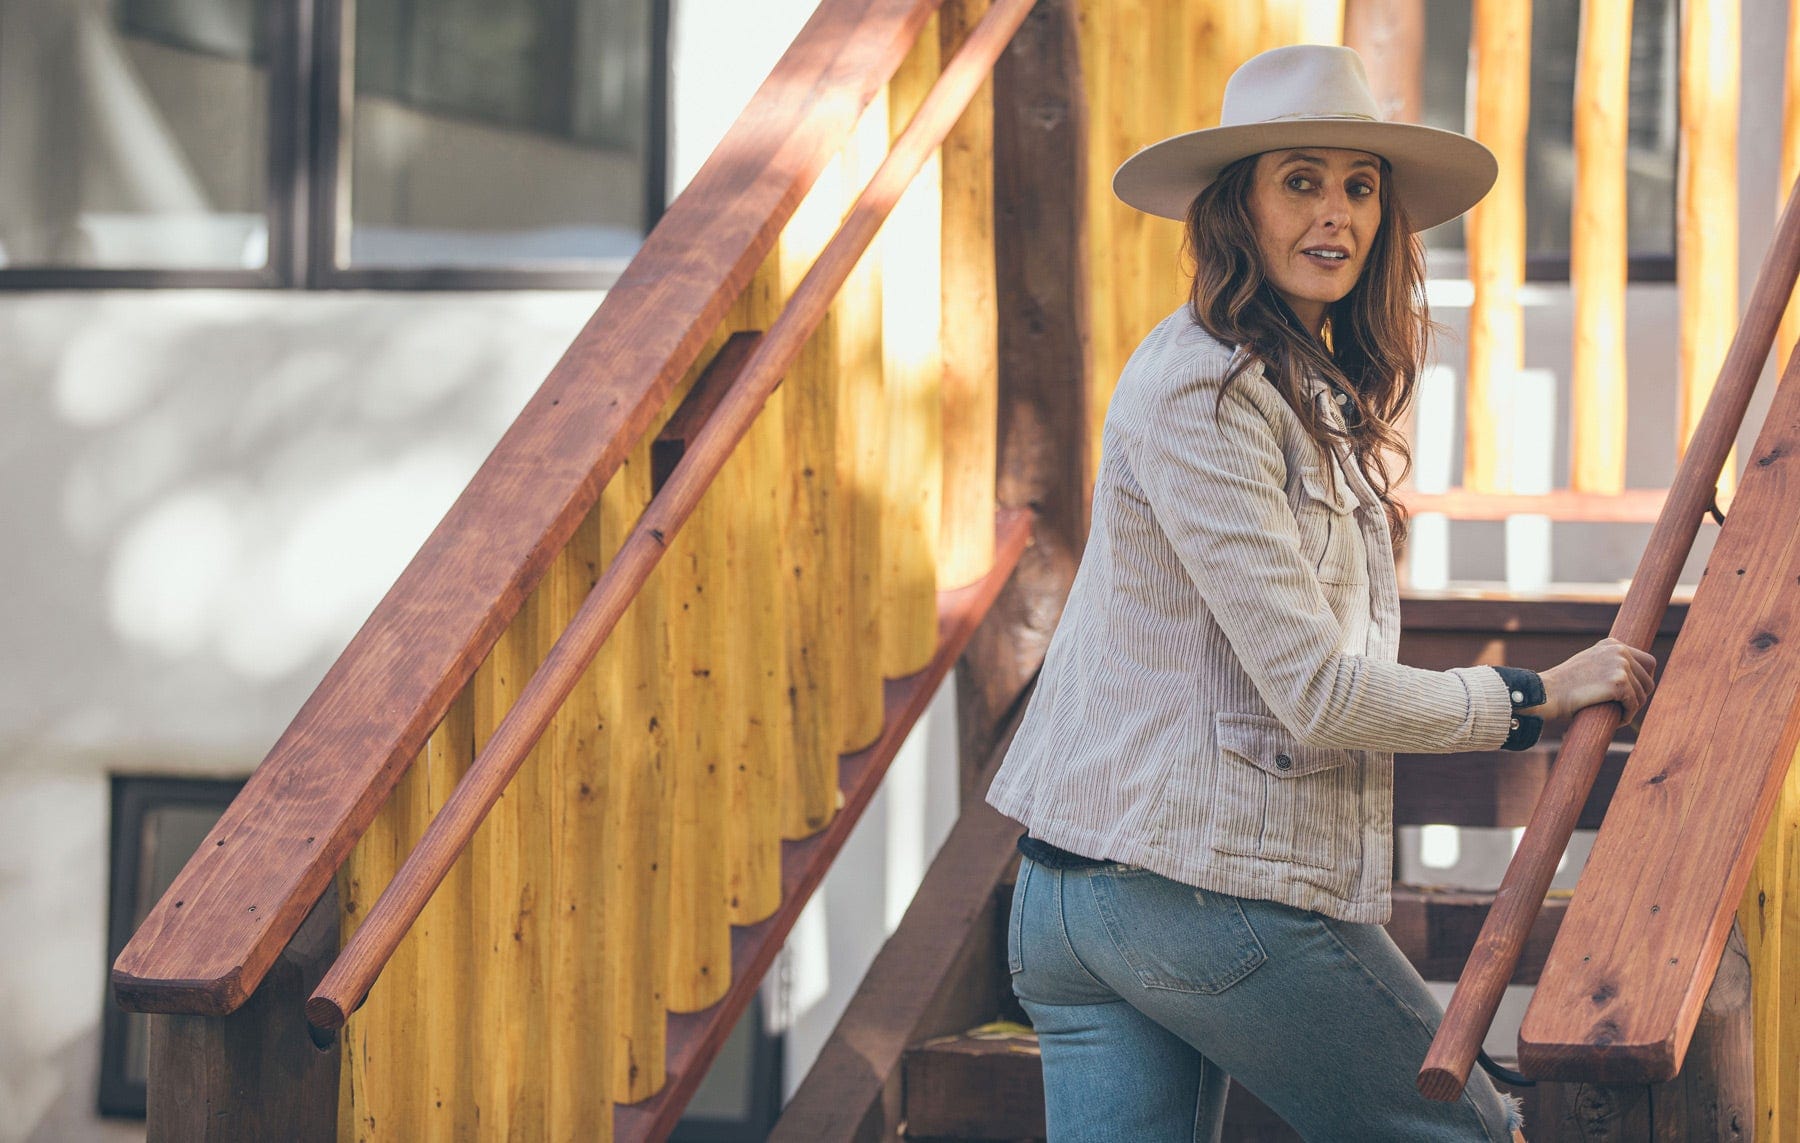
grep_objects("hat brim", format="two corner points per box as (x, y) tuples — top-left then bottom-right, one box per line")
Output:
(1111, 119), (1498, 232)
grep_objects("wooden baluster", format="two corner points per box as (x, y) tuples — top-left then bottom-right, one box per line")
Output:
(1782, 0), (1800, 373)
(607, 438), (672, 1101)
(469, 587), (551, 1133)
(1344, 0), (1423, 123)
(1078, 0), (1118, 465)
(780, 128), (852, 839)
(338, 753), (412, 1140)
(834, 90), (891, 750)
(545, 507), (612, 1138)
(667, 356), (735, 1012)
(1679, 0), (1739, 496)
(727, 266), (788, 927)
(1740, 738), (1800, 1143)
(1570, 0), (1632, 495)
(419, 692), (475, 1137)
(939, 0), (998, 592)
(883, 14), (945, 679)
(1464, 0), (1530, 495)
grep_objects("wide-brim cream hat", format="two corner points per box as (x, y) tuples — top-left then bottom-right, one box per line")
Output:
(1112, 44), (1497, 231)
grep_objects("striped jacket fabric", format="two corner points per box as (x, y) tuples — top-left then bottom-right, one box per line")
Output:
(985, 307), (1516, 923)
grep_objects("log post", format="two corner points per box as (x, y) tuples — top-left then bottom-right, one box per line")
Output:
(960, 0), (1092, 794)
(146, 886), (340, 1142)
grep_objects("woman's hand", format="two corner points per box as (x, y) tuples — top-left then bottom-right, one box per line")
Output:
(1524, 637), (1658, 724)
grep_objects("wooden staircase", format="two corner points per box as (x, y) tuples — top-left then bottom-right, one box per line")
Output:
(777, 593), (1761, 1142)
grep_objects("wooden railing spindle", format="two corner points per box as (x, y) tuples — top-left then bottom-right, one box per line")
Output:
(1570, 0), (1632, 495)
(1463, 0), (1530, 496)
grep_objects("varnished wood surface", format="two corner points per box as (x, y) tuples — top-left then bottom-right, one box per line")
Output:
(112, 0), (946, 1019)
(146, 887), (338, 1142)
(1420, 169), (1800, 1102)
(963, 0), (1092, 794)
(613, 509), (1032, 1143)
(1569, 0), (1632, 495)
(1678, 0), (1740, 493)
(1400, 488), (1671, 523)
(1463, 0), (1531, 495)
(303, 0), (1035, 1033)
(1518, 342), (1800, 1083)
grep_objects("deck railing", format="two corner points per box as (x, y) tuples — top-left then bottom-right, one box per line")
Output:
(111, 1), (1039, 1137)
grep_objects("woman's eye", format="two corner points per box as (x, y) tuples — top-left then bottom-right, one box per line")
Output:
(1286, 175), (1314, 191)
(1350, 181), (1376, 198)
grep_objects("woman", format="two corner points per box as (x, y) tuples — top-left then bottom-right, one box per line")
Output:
(985, 44), (1656, 1142)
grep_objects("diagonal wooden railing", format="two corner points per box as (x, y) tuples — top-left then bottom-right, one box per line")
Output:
(112, 0), (1040, 1137)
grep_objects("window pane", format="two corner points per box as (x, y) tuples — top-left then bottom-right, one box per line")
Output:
(346, 0), (656, 269)
(1420, 0), (1676, 261)
(0, 0), (271, 270)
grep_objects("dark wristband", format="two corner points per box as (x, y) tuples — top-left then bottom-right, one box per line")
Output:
(1493, 665), (1545, 751)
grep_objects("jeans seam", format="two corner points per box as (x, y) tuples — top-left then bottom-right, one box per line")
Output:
(1053, 870), (1112, 991)
(1313, 914), (1508, 1141)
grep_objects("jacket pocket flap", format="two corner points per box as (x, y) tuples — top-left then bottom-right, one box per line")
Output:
(1215, 712), (1351, 778)
(1298, 459), (1356, 515)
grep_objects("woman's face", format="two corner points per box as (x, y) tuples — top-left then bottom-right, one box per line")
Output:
(1246, 147), (1383, 335)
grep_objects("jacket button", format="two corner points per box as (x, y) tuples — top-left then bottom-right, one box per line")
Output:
(1275, 753), (1294, 770)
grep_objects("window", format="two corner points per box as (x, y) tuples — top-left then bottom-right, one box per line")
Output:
(1421, 0), (1678, 280)
(0, 0), (669, 288)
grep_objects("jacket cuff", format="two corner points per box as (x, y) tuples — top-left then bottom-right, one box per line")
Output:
(1492, 665), (1546, 751)
(1450, 665), (1520, 749)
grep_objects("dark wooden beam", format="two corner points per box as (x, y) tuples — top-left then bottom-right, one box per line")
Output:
(145, 885), (339, 1142)
(960, 0), (1092, 795)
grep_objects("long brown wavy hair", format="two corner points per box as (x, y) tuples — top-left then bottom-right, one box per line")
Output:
(1184, 152), (1431, 548)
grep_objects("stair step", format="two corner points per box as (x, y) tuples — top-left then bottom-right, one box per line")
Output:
(1387, 885), (1569, 985)
(1393, 742), (1632, 829)
(900, 1031), (1301, 1141)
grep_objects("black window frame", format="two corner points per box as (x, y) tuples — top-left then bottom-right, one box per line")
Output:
(0, 0), (669, 291)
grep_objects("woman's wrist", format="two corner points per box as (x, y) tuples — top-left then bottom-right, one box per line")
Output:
(1491, 666), (1546, 751)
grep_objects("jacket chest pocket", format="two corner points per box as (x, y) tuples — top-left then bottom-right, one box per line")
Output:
(1294, 460), (1365, 587)
(1211, 712), (1359, 871)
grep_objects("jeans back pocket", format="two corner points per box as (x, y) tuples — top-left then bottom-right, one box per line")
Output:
(1089, 867), (1266, 994)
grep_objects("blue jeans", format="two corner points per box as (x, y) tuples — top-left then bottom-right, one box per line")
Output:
(1008, 856), (1521, 1142)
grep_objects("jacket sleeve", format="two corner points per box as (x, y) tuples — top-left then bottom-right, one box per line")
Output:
(1124, 354), (1515, 753)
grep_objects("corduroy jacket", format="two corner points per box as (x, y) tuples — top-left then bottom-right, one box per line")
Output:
(985, 307), (1517, 922)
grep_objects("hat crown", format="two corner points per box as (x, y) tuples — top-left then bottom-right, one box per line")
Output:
(1219, 44), (1381, 130)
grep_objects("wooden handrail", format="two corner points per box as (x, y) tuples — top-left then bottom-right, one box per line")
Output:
(113, 0), (945, 1018)
(305, 0), (1038, 1032)
(1418, 171), (1800, 1100)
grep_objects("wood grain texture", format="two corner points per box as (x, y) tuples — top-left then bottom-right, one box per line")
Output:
(1678, 0), (1740, 495)
(1421, 167), (1800, 1103)
(1781, 3), (1800, 372)
(613, 509), (1032, 1143)
(300, 0), (1038, 1035)
(1570, 0), (1632, 495)
(964, 0), (1093, 794)
(1463, 0), (1531, 495)
(111, 0), (943, 1018)
(880, 15), (945, 682)
(1519, 345), (1800, 1083)
(1739, 741), (1800, 1143)
(605, 440), (673, 1102)
(938, 0), (1000, 592)
(1343, 0), (1423, 123)
(416, 691), (475, 1138)
(1387, 886), (1567, 985)
(147, 888), (339, 1143)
